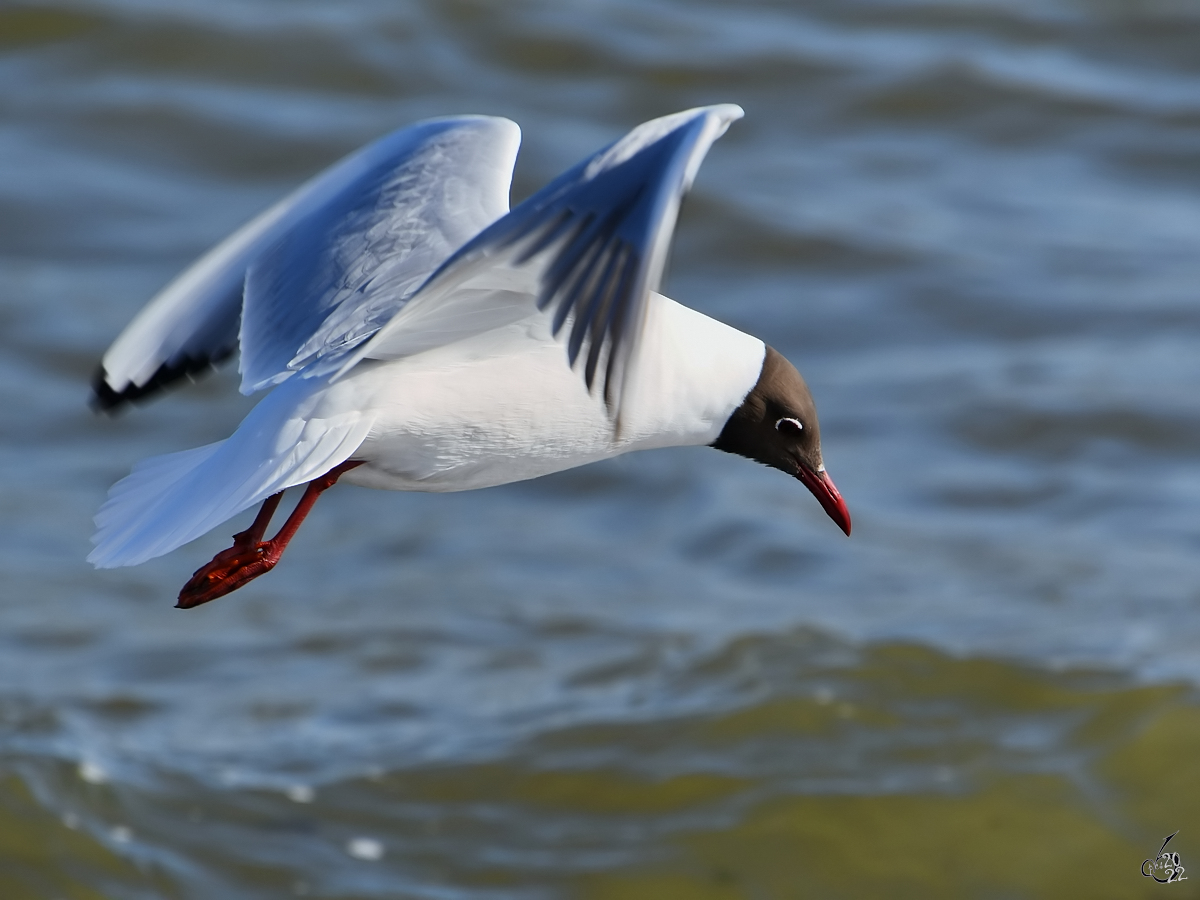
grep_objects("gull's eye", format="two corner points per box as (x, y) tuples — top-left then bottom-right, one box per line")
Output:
(775, 417), (803, 435)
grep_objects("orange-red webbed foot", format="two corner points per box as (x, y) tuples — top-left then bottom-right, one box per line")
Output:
(176, 542), (282, 608)
(176, 490), (285, 608)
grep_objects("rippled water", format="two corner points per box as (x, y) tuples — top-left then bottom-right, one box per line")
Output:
(3, 0), (1200, 896)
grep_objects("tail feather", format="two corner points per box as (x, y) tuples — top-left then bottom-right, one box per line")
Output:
(94, 443), (224, 530)
(90, 378), (374, 569)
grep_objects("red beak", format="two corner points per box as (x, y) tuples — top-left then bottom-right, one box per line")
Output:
(796, 466), (852, 536)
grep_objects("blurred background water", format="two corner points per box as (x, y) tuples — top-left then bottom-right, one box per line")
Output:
(2, 0), (1200, 896)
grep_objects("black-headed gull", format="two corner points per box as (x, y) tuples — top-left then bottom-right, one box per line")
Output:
(89, 105), (850, 608)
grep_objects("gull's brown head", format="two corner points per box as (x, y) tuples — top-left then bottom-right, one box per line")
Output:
(712, 345), (850, 535)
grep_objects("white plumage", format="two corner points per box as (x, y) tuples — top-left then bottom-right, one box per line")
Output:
(90, 105), (765, 574)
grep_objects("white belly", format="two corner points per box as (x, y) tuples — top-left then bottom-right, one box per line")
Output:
(341, 340), (623, 492)
(321, 293), (764, 493)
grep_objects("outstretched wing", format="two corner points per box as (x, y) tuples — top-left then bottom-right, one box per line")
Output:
(338, 105), (744, 420)
(92, 116), (521, 410)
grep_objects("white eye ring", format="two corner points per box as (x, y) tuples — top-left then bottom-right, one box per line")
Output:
(775, 417), (803, 433)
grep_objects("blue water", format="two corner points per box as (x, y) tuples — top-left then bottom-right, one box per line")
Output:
(2, 0), (1199, 895)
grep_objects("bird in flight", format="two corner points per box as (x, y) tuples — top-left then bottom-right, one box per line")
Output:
(89, 105), (850, 608)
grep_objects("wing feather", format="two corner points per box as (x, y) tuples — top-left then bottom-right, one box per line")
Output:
(341, 105), (744, 421)
(93, 116), (521, 409)
(240, 116), (520, 392)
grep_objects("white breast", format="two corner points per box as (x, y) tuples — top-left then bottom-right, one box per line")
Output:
(328, 292), (765, 493)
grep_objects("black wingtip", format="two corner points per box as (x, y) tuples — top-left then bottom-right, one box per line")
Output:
(90, 366), (127, 412)
(89, 347), (235, 414)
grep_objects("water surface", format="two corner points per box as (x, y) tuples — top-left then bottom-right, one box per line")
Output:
(2, 0), (1199, 896)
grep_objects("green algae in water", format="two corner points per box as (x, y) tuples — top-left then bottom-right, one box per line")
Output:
(6, 643), (1197, 899)
(0, 773), (151, 900)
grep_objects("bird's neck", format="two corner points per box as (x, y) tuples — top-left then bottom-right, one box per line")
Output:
(618, 292), (765, 451)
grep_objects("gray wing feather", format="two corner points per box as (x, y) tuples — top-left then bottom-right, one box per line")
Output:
(94, 116), (520, 408)
(240, 116), (520, 391)
(346, 105), (744, 414)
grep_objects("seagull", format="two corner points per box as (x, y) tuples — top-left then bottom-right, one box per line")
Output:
(89, 105), (851, 609)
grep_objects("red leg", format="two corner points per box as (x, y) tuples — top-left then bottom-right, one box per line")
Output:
(176, 460), (364, 609)
(234, 491), (284, 546)
(194, 490), (284, 573)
